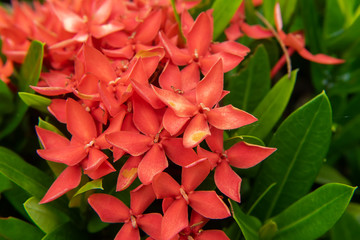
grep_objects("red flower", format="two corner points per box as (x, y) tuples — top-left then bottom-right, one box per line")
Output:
(88, 184), (162, 240)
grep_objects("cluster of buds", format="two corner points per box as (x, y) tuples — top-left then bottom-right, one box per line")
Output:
(0, 0), (282, 239)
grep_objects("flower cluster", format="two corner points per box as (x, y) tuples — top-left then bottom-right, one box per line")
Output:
(7, 0), (348, 239)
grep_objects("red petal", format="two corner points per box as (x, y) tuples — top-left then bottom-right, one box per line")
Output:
(40, 166), (81, 204)
(137, 213), (162, 240)
(206, 105), (257, 130)
(31, 86), (72, 96)
(84, 160), (116, 179)
(37, 145), (86, 166)
(152, 86), (198, 117)
(180, 62), (200, 93)
(183, 114), (210, 148)
(211, 41), (250, 57)
(205, 127), (224, 153)
(187, 12), (212, 58)
(131, 79), (166, 109)
(182, 159), (211, 192)
(215, 161), (242, 202)
(188, 191), (230, 219)
(227, 142), (276, 169)
(130, 184), (155, 215)
(274, 3), (283, 32)
(152, 172), (180, 199)
(161, 199), (188, 240)
(181, 10), (194, 37)
(117, 156), (141, 191)
(159, 31), (192, 66)
(51, 3), (85, 33)
(197, 230), (230, 240)
(66, 98), (97, 142)
(159, 61), (181, 91)
(132, 93), (160, 136)
(162, 138), (199, 166)
(106, 131), (152, 156)
(201, 52), (244, 73)
(138, 144), (168, 185)
(298, 48), (345, 64)
(135, 10), (162, 43)
(196, 59), (223, 108)
(115, 222), (140, 240)
(92, 0), (112, 24)
(88, 193), (130, 223)
(162, 108), (189, 136)
(98, 81), (123, 117)
(36, 126), (69, 149)
(196, 146), (220, 169)
(91, 22), (124, 39)
(85, 148), (108, 171)
(48, 99), (67, 123)
(241, 23), (273, 39)
(84, 45), (116, 83)
(102, 45), (134, 59)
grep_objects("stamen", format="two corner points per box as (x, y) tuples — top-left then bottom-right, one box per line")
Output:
(179, 187), (189, 204)
(171, 86), (184, 94)
(130, 215), (137, 228)
(199, 103), (210, 112)
(84, 139), (95, 150)
(194, 49), (199, 60)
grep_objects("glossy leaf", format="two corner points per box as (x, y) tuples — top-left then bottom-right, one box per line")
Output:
(24, 197), (69, 234)
(18, 92), (51, 113)
(0, 217), (44, 240)
(224, 45), (271, 113)
(224, 135), (265, 150)
(72, 179), (103, 198)
(236, 70), (297, 140)
(38, 118), (65, 136)
(249, 92), (332, 220)
(19, 40), (44, 92)
(267, 183), (356, 240)
(230, 199), (261, 240)
(212, 0), (243, 40)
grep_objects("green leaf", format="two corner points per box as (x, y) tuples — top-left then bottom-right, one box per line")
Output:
(38, 118), (65, 136)
(0, 80), (14, 114)
(19, 40), (44, 92)
(0, 217), (44, 240)
(72, 179), (103, 198)
(247, 182), (276, 215)
(24, 197), (69, 234)
(0, 146), (52, 199)
(347, 203), (360, 224)
(224, 45), (271, 113)
(211, 0), (243, 40)
(330, 210), (360, 240)
(278, 0), (298, 26)
(236, 70), (297, 140)
(262, 0), (276, 25)
(249, 92), (332, 220)
(87, 213), (109, 233)
(41, 222), (88, 240)
(230, 199), (261, 240)
(0, 172), (12, 193)
(3, 185), (31, 221)
(269, 183), (356, 240)
(316, 164), (351, 185)
(224, 135), (265, 150)
(18, 92), (51, 113)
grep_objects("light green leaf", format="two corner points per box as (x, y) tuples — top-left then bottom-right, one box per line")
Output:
(269, 183), (356, 240)
(0, 217), (44, 240)
(236, 70), (297, 140)
(24, 197), (69, 234)
(38, 118), (65, 136)
(19, 40), (44, 92)
(262, 0), (276, 25)
(249, 92), (332, 220)
(73, 179), (103, 198)
(330, 210), (360, 240)
(224, 45), (271, 113)
(316, 164), (351, 185)
(18, 92), (51, 113)
(211, 0), (243, 40)
(224, 135), (265, 150)
(230, 199), (261, 240)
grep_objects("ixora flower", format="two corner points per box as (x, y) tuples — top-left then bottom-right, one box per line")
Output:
(88, 184), (162, 240)
(152, 160), (231, 240)
(152, 60), (257, 148)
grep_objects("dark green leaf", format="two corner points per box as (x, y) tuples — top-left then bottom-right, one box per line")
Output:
(211, 0), (243, 40)
(0, 217), (44, 240)
(3, 185), (31, 221)
(236, 70), (297, 140)
(316, 164), (351, 185)
(224, 45), (271, 113)
(41, 222), (88, 240)
(247, 183), (276, 215)
(0, 99), (28, 139)
(347, 203), (360, 224)
(19, 40), (44, 92)
(0, 80), (14, 114)
(330, 210), (360, 240)
(87, 213), (110, 233)
(223, 222), (243, 240)
(270, 183), (356, 240)
(230, 199), (261, 240)
(0, 172), (12, 193)
(250, 92), (332, 220)
(18, 92), (51, 113)
(24, 197), (69, 234)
